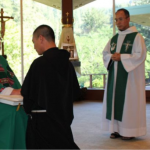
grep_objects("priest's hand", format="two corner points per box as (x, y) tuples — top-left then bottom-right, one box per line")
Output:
(11, 89), (21, 95)
(111, 53), (121, 61)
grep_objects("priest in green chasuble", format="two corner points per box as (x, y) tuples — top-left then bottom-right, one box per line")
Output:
(101, 8), (146, 140)
(0, 55), (27, 149)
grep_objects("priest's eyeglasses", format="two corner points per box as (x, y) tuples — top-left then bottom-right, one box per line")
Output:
(114, 17), (128, 22)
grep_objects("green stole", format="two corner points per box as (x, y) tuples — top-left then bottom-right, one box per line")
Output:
(106, 32), (138, 121)
(0, 55), (21, 92)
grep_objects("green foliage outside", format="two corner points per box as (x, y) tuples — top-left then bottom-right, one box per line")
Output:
(73, 7), (113, 88)
(0, 0), (150, 88)
(0, 0), (61, 82)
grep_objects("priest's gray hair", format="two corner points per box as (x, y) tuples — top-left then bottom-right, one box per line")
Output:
(33, 25), (55, 42)
(116, 8), (130, 18)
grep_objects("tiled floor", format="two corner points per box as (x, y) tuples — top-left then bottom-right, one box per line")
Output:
(72, 100), (150, 150)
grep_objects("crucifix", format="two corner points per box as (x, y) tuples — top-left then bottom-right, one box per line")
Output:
(123, 41), (132, 52)
(0, 8), (14, 56)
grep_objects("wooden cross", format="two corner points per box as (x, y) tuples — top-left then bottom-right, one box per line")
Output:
(0, 8), (14, 56)
(62, 0), (73, 25)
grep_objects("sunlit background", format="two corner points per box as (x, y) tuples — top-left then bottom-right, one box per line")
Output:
(0, 0), (150, 89)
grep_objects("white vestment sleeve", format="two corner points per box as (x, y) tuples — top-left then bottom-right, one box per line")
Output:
(121, 33), (146, 72)
(103, 39), (112, 69)
(0, 87), (13, 95)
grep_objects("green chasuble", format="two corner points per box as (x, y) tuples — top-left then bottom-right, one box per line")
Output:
(0, 55), (28, 149)
(106, 32), (138, 121)
(0, 55), (20, 91)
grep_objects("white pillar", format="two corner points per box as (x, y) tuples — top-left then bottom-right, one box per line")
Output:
(20, 0), (24, 83)
(113, 0), (116, 35)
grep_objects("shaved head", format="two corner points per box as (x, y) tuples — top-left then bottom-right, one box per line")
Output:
(33, 25), (55, 42)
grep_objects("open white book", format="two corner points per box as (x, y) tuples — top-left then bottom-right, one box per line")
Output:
(0, 95), (23, 106)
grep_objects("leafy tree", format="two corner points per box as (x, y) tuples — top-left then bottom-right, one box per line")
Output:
(74, 7), (113, 88)
(80, 8), (109, 33)
(131, 0), (150, 5)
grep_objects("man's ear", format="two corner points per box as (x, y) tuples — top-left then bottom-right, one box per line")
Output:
(39, 35), (44, 43)
(128, 17), (130, 22)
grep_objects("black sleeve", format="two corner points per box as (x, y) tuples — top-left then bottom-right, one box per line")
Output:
(21, 61), (37, 114)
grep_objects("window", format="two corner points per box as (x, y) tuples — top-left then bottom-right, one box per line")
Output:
(74, 0), (113, 88)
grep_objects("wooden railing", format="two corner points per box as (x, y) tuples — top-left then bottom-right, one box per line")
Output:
(81, 74), (107, 89)
(81, 72), (150, 89)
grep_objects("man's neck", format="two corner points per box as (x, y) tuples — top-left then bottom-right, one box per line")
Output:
(119, 26), (130, 31)
(44, 43), (56, 52)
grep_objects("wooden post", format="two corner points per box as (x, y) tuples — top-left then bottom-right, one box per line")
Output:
(62, 0), (73, 26)
(103, 74), (106, 89)
(90, 75), (92, 88)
